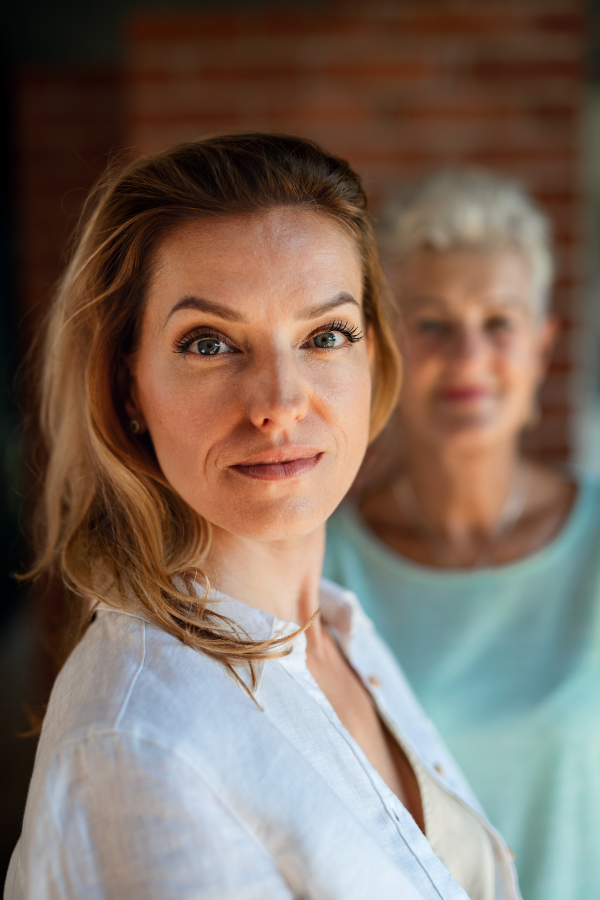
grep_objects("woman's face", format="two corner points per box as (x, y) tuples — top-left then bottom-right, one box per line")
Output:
(126, 209), (372, 541)
(395, 248), (556, 452)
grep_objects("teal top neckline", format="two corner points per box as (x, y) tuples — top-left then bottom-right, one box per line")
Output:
(338, 468), (595, 584)
(324, 470), (600, 900)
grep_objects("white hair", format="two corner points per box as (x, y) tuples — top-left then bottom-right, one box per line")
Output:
(379, 169), (554, 316)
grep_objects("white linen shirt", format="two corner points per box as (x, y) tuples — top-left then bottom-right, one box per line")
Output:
(5, 579), (520, 900)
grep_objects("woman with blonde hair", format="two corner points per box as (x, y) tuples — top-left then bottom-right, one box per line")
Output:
(325, 169), (596, 900)
(7, 136), (519, 899)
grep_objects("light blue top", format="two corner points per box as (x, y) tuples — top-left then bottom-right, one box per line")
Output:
(324, 473), (600, 900)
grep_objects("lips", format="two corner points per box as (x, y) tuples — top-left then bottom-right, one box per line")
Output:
(230, 450), (323, 481)
(439, 385), (490, 402)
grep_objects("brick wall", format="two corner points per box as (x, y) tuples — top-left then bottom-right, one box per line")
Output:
(126, 0), (584, 460)
(15, 69), (121, 323)
(14, 0), (585, 460)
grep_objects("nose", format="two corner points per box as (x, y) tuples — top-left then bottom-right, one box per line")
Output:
(246, 353), (309, 431)
(448, 324), (488, 365)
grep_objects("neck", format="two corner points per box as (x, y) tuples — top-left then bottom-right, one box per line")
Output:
(204, 524), (326, 628)
(405, 436), (522, 536)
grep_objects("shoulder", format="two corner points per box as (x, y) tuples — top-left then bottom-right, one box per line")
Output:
(517, 464), (600, 558)
(39, 607), (257, 764)
(527, 463), (600, 515)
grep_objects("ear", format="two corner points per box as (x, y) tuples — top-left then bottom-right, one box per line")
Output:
(535, 314), (560, 386)
(119, 354), (148, 434)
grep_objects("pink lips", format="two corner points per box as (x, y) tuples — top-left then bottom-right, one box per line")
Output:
(231, 451), (323, 481)
(440, 385), (489, 402)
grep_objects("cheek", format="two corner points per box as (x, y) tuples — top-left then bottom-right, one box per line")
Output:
(400, 342), (442, 395)
(314, 356), (372, 443)
(136, 358), (236, 480)
(496, 338), (539, 390)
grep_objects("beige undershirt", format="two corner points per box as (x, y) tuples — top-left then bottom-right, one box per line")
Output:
(327, 621), (500, 898)
(406, 747), (497, 900)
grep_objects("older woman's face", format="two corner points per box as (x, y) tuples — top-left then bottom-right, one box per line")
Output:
(396, 248), (556, 450)
(126, 209), (372, 541)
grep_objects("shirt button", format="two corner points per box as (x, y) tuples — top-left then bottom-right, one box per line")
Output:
(368, 674), (382, 688)
(433, 762), (445, 777)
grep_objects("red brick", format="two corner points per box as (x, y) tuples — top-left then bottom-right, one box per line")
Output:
(536, 13), (583, 33)
(467, 59), (583, 81)
(15, 68), (121, 320)
(15, 0), (585, 460)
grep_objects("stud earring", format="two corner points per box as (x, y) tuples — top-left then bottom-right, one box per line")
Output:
(129, 419), (140, 435)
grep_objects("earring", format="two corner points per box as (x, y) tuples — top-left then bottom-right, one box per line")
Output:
(129, 419), (140, 435)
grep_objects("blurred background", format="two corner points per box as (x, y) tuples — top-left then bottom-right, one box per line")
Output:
(0, 0), (596, 882)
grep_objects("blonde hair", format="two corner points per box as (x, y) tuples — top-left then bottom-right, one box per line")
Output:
(25, 133), (401, 694)
(380, 169), (554, 316)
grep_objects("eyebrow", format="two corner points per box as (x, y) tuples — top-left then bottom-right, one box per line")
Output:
(165, 296), (246, 325)
(403, 293), (526, 313)
(402, 295), (445, 312)
(296, 293), (360, 320)
(165, 292), (360, 327)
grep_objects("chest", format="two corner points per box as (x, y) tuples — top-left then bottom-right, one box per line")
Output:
(306, 629), (424, 826)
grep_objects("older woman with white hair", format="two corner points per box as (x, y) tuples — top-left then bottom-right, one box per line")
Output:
(324, 170), (600, 900)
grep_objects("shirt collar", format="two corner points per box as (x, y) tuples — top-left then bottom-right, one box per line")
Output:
(199, 576), (360, 635)
(96, 578), (366, 690)
(201, 577), (366, 688)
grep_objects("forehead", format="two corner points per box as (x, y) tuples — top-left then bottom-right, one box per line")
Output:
(397, 247), (535, 313)
(148, 208), (363, 311)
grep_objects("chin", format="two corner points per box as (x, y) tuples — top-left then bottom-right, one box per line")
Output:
(433, 419), (507, 451)
(198, 493), (339, 542)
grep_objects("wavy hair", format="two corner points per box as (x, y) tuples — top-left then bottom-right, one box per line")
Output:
(24, 133), (401, 694)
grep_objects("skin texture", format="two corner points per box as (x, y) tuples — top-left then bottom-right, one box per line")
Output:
(129, 210), (370, 545)
(125, 209), (424, 828)
(362, 247), (574, 568)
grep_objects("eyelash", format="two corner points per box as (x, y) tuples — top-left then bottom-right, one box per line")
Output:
(172, 320), (365, 355)
(173, 328), (229, 355)
(306, 319), (365, 345)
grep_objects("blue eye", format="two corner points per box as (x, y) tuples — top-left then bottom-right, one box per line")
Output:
(190, 337), (233, 356)
(313, 331), (347, 349)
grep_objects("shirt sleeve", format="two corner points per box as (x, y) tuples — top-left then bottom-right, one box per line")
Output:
(16, 731), (294, 900)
